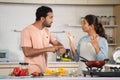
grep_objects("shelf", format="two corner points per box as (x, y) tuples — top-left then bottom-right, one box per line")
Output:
(108, 43), (117, 46)
(67, 24), (82, 28)
(67, 24), (118, 28)
(104, 25), (118, 28)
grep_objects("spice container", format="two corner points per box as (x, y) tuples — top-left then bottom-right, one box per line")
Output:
(19, 62), (29, 70)
(107, 35), (114, 43)
(101, 16), (107, 25)
(97, 16), (101, 23)
(19, 62), (29, 76)
(109, 16), (115, 25)
(106, 16), (110, 25)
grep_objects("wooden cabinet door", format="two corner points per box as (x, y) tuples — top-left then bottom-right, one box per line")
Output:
(87, 0), (120, 5)
(55, 0), (87, 4)
(23, 0), (55, 4)
(0, 0), (23, 3)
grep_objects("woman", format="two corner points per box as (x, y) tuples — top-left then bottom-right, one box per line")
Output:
(66, 14), (108, 62)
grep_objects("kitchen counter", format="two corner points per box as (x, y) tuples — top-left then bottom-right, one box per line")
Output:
(0, 76), (120, 80)
(0, 61), (78, 64)
(0, 61), (79, 75)
(0, 62), (19, 65)
(0, 61), (79, 68)
(0, 62), (120, 79)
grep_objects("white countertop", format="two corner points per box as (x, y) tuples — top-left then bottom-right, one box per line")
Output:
(105, 63), (120, 67)
(0, 76), (120, 80)
(0, 62), (19, 65)
(0, 61), (79, 65)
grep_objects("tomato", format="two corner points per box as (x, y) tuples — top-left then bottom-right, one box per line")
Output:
(19, 69), (28, 76)
(32, 72), (39, 77)
(32, 72), (44, 77)
(13, 67), (21, 76)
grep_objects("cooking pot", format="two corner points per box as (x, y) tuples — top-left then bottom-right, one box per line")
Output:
(79, 56), (109, 68)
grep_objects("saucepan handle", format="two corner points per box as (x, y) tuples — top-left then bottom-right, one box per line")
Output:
(104, 59), (109, 61)
(79, 56), (89, 62)
(80, 59), (88, 62)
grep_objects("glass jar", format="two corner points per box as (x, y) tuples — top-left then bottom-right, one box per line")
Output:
(106, 16), (110, 25)
(19, 62), (29, 76)
(101, 16), (107, 25)
(109, 16), (115, 25)
(19, 62), (29, 70)
(97, 16), (101, 23)
(109, 37), (113, 43)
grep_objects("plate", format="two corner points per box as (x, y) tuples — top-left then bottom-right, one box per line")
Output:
(113, 50), (120, 63)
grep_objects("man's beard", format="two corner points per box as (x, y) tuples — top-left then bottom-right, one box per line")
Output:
(45, 24), (51, 28)
(43, 22), (52, 28)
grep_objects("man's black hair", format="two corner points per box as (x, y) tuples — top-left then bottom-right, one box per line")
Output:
(36, 6), (53, 21)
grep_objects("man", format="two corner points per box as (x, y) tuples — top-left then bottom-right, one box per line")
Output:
(21, 6), (66, 73)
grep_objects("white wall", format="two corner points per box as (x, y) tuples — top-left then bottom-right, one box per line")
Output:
(0, 3), (113, 61)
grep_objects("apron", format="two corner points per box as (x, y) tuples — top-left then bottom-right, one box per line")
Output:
(78, 41), (96, 75)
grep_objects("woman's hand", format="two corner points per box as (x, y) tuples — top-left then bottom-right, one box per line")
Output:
(66, 32), (76, 58)
(90, 36), (100, 54)
(90, 36), (98, 47)
(66, 32), (74, 42)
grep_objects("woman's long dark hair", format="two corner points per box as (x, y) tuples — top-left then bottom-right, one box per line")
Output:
(84, 14), (107, 40)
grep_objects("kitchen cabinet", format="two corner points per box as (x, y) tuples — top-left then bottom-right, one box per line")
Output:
(23, 0), (55, 4)
(113, 6), (120, 47)
(55, 0), (87, 5)
(0, 0), (120, 5)
(87, 0), (120, 5)
(0, 0), (23, 3)
(0, 0), (55, 4)
(55, 0), (120, 5)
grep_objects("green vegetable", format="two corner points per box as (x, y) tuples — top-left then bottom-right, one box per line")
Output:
(117, 56), (120, 60)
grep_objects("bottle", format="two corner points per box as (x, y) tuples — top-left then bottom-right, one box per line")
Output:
(109, 37), (113, 43)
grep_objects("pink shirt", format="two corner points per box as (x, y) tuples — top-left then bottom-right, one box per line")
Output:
(21, 25), (56, 73)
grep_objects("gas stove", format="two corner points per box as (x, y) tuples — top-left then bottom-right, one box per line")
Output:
(83, 66), (120, 77)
